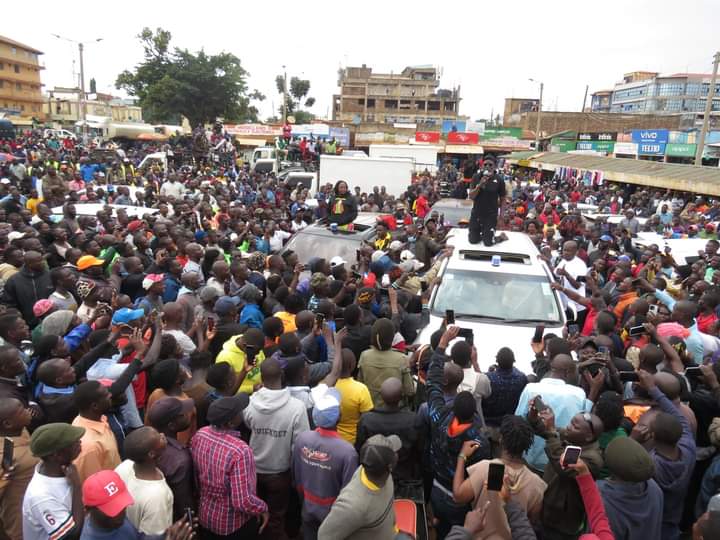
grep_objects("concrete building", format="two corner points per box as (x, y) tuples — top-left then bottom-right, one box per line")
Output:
(590, 90), (612, 113)
(332, 64), (463, 128)
(591, 71), (720, 116)
(43, 87), (142, 127)
(503, 98), (539, 125)
(0, 35), (45, 122)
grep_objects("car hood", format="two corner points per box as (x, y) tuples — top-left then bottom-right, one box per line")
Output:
(415, 313), (565, 375)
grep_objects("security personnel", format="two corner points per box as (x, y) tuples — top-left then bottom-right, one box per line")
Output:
(468, 157), (505, 246)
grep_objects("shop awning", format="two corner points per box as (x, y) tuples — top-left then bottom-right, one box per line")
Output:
(443, 144), (484, 154)
(236, 137), (270, 146)
(506, 151), (720, 196)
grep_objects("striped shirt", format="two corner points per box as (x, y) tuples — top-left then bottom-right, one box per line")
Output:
(22, 465), (75, 540)
(190, 426), (267, 535)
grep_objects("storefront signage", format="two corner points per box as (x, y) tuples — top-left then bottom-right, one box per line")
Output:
(665, 143), (697, 157)
(614, 142), (638, 155)
(550, 140), (576, 152)
(576, 141), (615, 152)
(638, 142), (667, 155)
(415, 131), (441, 143)
(481, 127), (522, 139)
(466, 121), (486, 134)
(329, 127), (350, 146)
(631, 129), (669, 145)
(577, 132), (617, 141)
(225, 123), (282, 137)
(447, 131), (479, 144)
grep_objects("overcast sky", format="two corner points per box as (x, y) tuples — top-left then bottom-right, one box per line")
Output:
(6, 0), (719, 123)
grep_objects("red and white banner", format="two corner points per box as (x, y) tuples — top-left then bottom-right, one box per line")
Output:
(415, 131), (440, 143)
(447, 131), (479, 144)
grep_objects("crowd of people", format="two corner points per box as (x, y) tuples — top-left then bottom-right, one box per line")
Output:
(0, 128), (719, 540)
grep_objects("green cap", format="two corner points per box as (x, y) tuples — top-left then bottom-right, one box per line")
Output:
(30, 423), (85, 457)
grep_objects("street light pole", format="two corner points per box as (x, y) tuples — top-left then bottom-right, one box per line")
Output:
(282, 65), (287, 124)
(530, 79), (544, 151)
(695, 51), (720, 166)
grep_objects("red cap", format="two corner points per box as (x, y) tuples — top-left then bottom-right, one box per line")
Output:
(82, 470), (134, 517)
(127, 220), (144, 233)
(362, 272), (377, 288)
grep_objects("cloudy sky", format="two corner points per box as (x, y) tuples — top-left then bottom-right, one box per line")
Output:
(6, 0), (719, 122)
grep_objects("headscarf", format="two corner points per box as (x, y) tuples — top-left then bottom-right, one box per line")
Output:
(41, 310), (75, 337)
(246, 252), (265, 272)
(76, 278), (96, 301)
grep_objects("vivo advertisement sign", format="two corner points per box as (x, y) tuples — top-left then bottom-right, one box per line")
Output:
(631, 129), (669, 145)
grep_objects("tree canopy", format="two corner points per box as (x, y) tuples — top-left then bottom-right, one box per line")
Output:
(116, 28), (264, 126)
(275, 74), (315, 123)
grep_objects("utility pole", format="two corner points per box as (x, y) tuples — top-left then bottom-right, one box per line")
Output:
(530, 79), (544, 150)
(78, 42), (86, 130)
(695, 51), (720, 166)
(582, 84), (589, 112)
(282, 65), (287, 124)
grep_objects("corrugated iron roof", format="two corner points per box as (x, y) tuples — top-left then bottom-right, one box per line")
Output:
(506, 152), (720, 196)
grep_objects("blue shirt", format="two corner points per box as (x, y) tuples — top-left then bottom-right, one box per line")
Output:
(162, 275), (182, 303)
(654, 289), (704, 363)
(80, 163), (98, 182)
(483, 367), (528, 425)
(239, 303), (264, 330)
(80, 516), (162, 539)
(515, 378), (592, 471)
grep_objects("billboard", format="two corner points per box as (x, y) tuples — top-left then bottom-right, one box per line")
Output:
(577, 132), (617, 141)
(441, 120), (467, 134)
(329, 127), (350, 146)
(631, 129), (669, 145)
(415, 131), (441, 143)
(447, 132), (480, 144)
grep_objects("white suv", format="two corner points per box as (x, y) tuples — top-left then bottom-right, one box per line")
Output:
(416, 229), (566, 374)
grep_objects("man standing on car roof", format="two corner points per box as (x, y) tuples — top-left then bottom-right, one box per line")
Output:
(468, 157), (506, 246)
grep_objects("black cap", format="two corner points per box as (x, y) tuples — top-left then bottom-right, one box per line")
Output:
(146, 397), (195, 430)
(207, 395), (250, 426)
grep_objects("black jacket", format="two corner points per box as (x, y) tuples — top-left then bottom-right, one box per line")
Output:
(342, 324), (371, 364)
(427, 348), (490, 490)
(2, 267), (54, 327)
(327, 194), (358, 226)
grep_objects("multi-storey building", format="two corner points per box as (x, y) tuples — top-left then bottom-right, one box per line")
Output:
(0, 35), (45, 121)
(332, 64), (463, 128)
(592, 71), (720, 115)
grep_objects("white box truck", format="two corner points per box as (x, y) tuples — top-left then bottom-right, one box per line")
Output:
(319, 154), (414, 197)
(368, 144), (441, 173)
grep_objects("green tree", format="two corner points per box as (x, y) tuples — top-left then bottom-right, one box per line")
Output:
(116, 27), (263, 126)
(275, 74), (315, 121)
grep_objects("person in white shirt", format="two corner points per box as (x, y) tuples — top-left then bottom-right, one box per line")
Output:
(114, 427), (173, 535)
(268, 223), (292, 253)
(554, 240), (588, 317)
(23, 423), (86, 540)
(159, 175), (186, 200)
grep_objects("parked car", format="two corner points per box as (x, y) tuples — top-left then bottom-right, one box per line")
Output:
(425, 198), (473, 226)
(414, 229), (566, 373)
(43, 128), (77, 141)
(279, 212), (380, 266)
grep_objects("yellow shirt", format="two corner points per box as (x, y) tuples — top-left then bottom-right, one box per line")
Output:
(26, 197), (42, 215)
(216, 341), (267, 394)
(335, 377), (374, 444)
(72, 415), (121, 483)
(275, 311), (297, 334)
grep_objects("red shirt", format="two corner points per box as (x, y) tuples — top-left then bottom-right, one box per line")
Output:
(415, 195), (430, 218)
(116, 335), (147, 409)
(191, 427), (267, 535)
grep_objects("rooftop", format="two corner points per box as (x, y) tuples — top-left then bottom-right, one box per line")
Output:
(504, 151), (720, 196)
(0, 35), (43, 55)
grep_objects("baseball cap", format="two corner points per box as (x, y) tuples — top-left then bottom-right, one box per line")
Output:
(207, 395), (250, 426)
(82, 470), (134, 517)
(111, 307), (145, 325)
(329, 256), (347, 269)
(399, 250), (416, 263)
(127, 220), (144, 233)
(600, 234), (613, 242)
(214, 296), (241, 316)
(30, 422), (85, 457)
(142, 273), (164, 290)
(146, 397), (195, 430)
(77, 255), (104, 271)
(33, 299), (55, 318)
(371, 250), (386, 263)
(311, 272), (329, 289)
(360, 434), (401, 471)
(399, 259), (423, 272)
(362, 273), (377, 288)
(199, 286), (220, 302)
(310, 384), (341, 428)
(388, 240), (403, 252)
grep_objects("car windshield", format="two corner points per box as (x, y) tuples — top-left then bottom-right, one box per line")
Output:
(432, 269), (561, 323)
(284, 231), (364, 264)
(428, 205), (471, 225)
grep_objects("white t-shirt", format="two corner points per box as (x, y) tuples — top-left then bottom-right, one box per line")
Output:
(269, 230), (292, 252)
(291, 220), (307, 232)
(22, 465), (75, 540)
(556, 256), (588, 313)
(115, 459), (174, 535)
(159, 181), (185, 200)
(163, 329), (197, 355)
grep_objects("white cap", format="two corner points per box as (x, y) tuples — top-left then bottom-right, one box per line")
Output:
(371, 250), (385, 263)
(0, 178), (10, 185)
(329, 256), (347, 268)
(388, 240), (403, 252)
(399, 249), (416, 262)
(399, 259), (423, 272)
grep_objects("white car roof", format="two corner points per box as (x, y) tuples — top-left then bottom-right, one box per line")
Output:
(445, 229), (547, 276)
